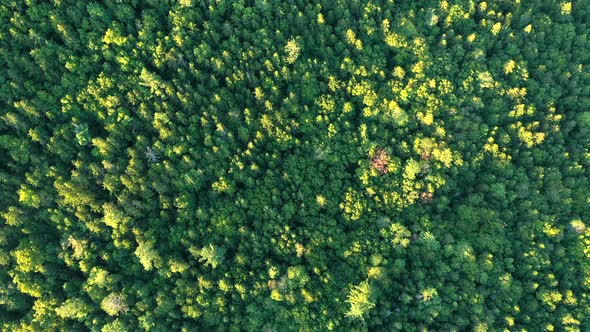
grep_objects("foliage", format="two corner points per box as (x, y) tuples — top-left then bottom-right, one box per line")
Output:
(100, 293), (128, 317)
(345, 280), (375, 321)
(1, 0), (589, 331)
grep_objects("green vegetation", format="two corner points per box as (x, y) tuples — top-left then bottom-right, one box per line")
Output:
(1, 0), (589, 331)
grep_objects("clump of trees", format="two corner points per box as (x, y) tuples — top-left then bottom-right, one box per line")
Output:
(1, 0), (589, 331)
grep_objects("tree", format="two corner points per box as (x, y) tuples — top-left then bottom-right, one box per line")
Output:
(190, 244), (225, 269)
(345, 280), (375, 321)
(100, 293), (129, 317)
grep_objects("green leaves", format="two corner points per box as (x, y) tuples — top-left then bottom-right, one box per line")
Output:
(340, 188), (364, 221)
(190, 244), (226, 269)
(380, 222), (411, 248)
(56, 298), (91, 320)
(1, 0), (589, 330)
(345, 280), (375, 321)
(74, 123), (90, 146)
(284, 38), (301, 64)
(478, 71), (495, 88)
(135, 240), (160, 271)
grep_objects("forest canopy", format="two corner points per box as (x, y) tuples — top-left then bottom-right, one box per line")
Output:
(1, 0), (590, 331)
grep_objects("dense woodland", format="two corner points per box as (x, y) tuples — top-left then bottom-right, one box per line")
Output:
(1, 0), (590, 331)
